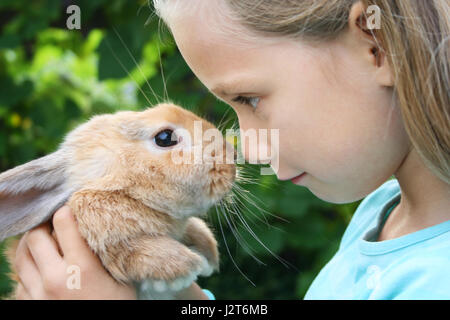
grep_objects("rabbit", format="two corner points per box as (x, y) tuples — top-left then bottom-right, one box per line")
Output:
(0, 103), (237, 299)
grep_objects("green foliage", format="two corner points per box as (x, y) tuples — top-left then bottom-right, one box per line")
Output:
(0, 0), (360, 299)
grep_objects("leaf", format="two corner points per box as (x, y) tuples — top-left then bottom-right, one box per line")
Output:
(0, 134), (6, 156)
(64, 98), (82, 120)
(97, 16), (152, 80)
(0, 34), (20, 49)
(0, 77), (33, 107)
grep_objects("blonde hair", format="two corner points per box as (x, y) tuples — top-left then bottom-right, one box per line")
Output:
(153, 0), (450, 184)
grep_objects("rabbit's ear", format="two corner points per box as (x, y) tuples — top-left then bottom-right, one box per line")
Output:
(0, 150), (73, 241)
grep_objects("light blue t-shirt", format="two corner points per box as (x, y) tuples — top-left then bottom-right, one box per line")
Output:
(304, 178), (450, 300)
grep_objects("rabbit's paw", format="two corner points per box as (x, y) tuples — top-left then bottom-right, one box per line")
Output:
(182, 217), (219, 272)
(190, 248), (215, 277)
(142, 253), (211, 292)
(116, 236), (217, 292)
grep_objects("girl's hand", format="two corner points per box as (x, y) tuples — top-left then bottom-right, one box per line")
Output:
(14, 206), (137, 300)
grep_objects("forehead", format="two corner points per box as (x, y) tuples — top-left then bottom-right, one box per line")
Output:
(140, 104), (214, 130)
(170, 13), (277, 87)
(111, 104), (216, 142)
(169, 12), (317, 97)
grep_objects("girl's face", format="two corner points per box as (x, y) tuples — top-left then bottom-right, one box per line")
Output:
(168, 6), (410, 203)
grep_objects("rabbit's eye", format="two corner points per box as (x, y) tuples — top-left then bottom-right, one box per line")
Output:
(154, 129), (178, 147)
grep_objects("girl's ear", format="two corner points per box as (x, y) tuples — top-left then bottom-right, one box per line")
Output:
(0, 150), (73, 241)
(348, 1), (394, 87)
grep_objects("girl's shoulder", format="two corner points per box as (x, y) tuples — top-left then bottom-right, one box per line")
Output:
(339, 178), (401, 250)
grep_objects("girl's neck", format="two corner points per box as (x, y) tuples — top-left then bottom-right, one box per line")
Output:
(378, 148), (450, 241)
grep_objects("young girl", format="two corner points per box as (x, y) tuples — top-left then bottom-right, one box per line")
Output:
(12, 0), (449, 299)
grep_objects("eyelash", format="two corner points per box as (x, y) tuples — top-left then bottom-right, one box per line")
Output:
(232, 96), (260, 108)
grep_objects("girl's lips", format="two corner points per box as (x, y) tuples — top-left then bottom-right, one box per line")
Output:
(291, 172), (307, 184)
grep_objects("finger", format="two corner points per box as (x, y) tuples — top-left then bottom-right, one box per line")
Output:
(15, 282), (32, 300)
(25, 222), (63, 274)
(14, 237), (42, 297)
(51, 229), (63, 256)
(52, 206), (94, 262)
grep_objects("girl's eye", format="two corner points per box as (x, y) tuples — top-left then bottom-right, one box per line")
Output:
(232, 96), (260, 109)
(154, 129), (178, 147)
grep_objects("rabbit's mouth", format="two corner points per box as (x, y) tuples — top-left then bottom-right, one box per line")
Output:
(207, 162), (236, 201)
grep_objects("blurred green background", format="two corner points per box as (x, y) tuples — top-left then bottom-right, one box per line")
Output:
(0, 0), (360, 299)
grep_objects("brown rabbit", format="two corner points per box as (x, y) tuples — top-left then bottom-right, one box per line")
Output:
(0, 103), (236, 299)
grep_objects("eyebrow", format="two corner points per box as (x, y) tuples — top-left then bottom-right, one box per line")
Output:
(210, 83), (238, 97)
(210, 78), (257, 98)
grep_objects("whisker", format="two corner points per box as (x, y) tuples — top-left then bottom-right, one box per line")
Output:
(222, 186), (296, 270)
(112, 27), (163, 106)
(216, 108), (232, 132)
(218, 201), (265, 265)
(229, 184), (288, 237)
(232, 182), (277, 223)
(234, 178), (290, 224)
(222, 180), (289, 247)
(227, 196), (275, 241)
(221, 169), (288, 231)
(103, 37), (154, 107)
(155, 42), (169, 102)
(235, 166), (260, 185)
(231, 203), (292, 268)
(214, 205), (256, 286)
(230, 186), (270, 227)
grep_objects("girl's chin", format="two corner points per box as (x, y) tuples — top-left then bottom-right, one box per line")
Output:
(306, 182), (366, 204)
